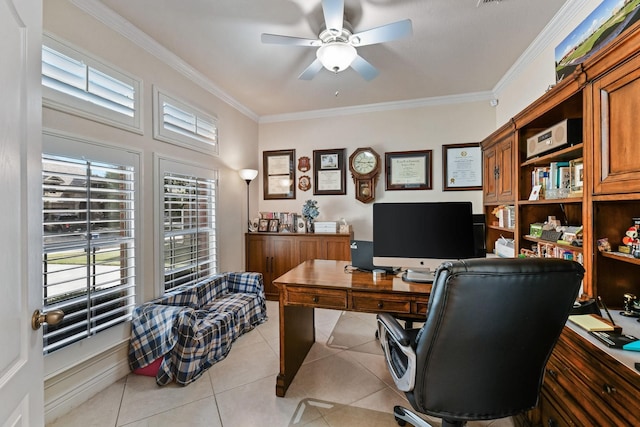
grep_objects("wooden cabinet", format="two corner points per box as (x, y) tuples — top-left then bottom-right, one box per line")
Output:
(480, 21), (640, 427)
(538, 327), (640, 427)
(245, 232), (352, 299)
(482, 125), (515, 204)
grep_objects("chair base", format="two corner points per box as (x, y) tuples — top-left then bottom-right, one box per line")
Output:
(393, 406), (466, 427)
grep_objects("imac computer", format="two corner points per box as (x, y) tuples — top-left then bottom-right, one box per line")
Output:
(372, 201), (476, 283)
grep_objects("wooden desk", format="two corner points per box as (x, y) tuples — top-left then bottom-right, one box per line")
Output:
(273, 259), (431, 397)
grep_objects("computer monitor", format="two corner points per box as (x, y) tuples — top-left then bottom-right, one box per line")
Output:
(372, 201), (476, 283)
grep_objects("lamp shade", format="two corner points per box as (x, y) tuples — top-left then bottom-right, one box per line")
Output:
(316, 42), (357, 73)
(239, 169), (258, 181)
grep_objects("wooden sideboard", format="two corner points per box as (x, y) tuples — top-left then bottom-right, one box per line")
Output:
(245, 232), (352, 299)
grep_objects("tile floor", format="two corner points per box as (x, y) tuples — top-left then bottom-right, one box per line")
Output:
(47, 301), (516, 427)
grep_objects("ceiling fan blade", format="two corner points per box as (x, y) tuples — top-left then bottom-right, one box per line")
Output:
(261, 33), (320, 47)
(322, 0), (344, 33)
(298, 58), (324, 80)
(350, 55), (379, 81)
(351, 19), (413, 47)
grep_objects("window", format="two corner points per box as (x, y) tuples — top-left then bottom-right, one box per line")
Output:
(42, 34), (142, 133)
(42, 154), (136, 354)
(162, 167), (218, 292)
(153, 87), (219, 155)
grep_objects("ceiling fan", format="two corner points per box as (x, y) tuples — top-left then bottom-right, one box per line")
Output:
(261, 0), (412, 81)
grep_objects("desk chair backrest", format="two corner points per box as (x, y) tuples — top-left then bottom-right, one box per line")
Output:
(410, 257), (584, 421)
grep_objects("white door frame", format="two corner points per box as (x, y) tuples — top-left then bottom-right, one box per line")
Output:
(0, 0), (44, 425)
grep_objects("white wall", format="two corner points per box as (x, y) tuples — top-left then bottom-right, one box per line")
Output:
(258, 101), (494, 240)
(495, 0), (604, 125)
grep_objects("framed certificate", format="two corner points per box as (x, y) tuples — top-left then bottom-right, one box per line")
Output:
(313, 148), (346, 195)
(442, 143), (482, 191)
(385, 150), (432, 190)
(263, 149), (295, 200)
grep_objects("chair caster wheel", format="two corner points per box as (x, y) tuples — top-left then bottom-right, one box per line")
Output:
(394, 416), (406, 426)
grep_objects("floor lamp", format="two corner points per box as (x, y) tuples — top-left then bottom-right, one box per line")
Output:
(239, 169), (258, 231)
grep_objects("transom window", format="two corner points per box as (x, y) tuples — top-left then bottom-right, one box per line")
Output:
(153, 87), (219, 155)
(42, 34), (142, 133)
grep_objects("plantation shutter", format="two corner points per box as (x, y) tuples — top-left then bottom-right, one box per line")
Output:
(163, 172), (218, 291)
(42, 155), (136, 354)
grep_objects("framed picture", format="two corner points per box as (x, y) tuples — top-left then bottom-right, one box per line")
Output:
(268, 219), (280, 232)
(442, 143), (482, 191)
(263, 149), (295, 200)
(258, 219), (269, 232)
(313, 148), (346, 195)
(570, 158), (584, 194)
(385, 150), (432, 190)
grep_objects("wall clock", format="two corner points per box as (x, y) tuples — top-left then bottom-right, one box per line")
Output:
(348, 147), (381, 203)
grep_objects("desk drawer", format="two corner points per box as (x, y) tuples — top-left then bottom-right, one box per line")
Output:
(286, 287), (347, 310)
(351, 292), (411, 314)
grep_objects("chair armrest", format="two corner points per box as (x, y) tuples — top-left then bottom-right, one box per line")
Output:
(377, 313), (411, 346)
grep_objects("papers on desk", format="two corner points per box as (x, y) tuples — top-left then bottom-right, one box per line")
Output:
(568, 314), (619, 332)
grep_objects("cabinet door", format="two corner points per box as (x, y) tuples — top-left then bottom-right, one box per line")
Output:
(483, 146), (498, 203)
(270, 236), (296, 284)
(592, 56), (640, 194)
(323, 236), (351, 261)
(497, 138), (514, 202)
(296, 236), (324, 263)
(246, 234), (275, 297)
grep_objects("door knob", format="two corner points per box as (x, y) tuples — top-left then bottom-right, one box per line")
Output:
(31, 309), (64, 330)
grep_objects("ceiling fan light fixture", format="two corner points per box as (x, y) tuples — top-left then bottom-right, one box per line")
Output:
(316, 42), (357, 73)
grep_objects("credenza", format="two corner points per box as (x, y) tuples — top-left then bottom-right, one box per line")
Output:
(245, 232), (352, 299)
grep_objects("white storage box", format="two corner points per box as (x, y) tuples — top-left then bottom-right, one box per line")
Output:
(314, 221), (338, 233)
(495, 237), (515, 258)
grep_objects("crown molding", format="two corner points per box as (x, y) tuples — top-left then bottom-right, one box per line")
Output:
(259, 91), (495, 123)
(493, 0), (593, 95)
(71, 0), (259, 122)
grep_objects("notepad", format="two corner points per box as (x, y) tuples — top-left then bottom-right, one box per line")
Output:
(568, 314), (616, 332)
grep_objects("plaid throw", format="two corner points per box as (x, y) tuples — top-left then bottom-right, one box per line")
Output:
(128, 272), (267, 386)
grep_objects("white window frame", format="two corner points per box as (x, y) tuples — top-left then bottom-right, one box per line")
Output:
(42, 33), (143, 134)
(153, 86), (219, 155)
(155, 155), (219, 294)
(43, 129), (141, 376)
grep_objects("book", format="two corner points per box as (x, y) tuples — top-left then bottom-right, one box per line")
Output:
(568, 314), (621, 332)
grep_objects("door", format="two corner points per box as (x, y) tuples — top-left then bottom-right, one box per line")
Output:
(0, 0), (44, 425)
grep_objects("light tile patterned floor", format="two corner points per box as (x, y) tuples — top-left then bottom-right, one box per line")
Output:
(47, 301), (516, 427)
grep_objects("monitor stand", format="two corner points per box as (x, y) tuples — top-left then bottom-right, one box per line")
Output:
(402, 268), (435, 284)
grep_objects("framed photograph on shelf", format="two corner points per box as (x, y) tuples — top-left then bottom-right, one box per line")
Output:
(268, 219), (280, 233)
(385, 150), (432, 190)
(313, 148), (346, 195)
(263, 149), (295, 200)
(258, 219), (269, 232)
(570, 158), (584, 196)
(442, 143), (482, 191)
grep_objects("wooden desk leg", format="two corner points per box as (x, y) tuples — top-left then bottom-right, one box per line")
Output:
(276, 304), (315, 397)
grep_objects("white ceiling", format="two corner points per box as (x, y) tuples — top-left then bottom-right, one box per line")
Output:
(91, 0), (568, 119)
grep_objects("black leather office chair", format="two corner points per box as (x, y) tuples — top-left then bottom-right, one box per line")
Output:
(377, 258), (584, 427)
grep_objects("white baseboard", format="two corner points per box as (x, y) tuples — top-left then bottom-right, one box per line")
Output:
(44, 342), (130, 424)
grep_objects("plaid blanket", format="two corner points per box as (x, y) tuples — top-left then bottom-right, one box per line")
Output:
(128, 272), (267, 385)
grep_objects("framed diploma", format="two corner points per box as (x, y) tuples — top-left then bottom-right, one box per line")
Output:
(385, 150), (432, 191)
(442, 143), (482, 191)
(263, 149), (295, 199)
(313, 148), (346, 195)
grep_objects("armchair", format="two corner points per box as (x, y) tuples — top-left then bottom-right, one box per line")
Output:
(377, 258), (584, 427)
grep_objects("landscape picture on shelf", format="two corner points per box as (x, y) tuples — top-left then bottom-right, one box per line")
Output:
(555, 0), (640, 82)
